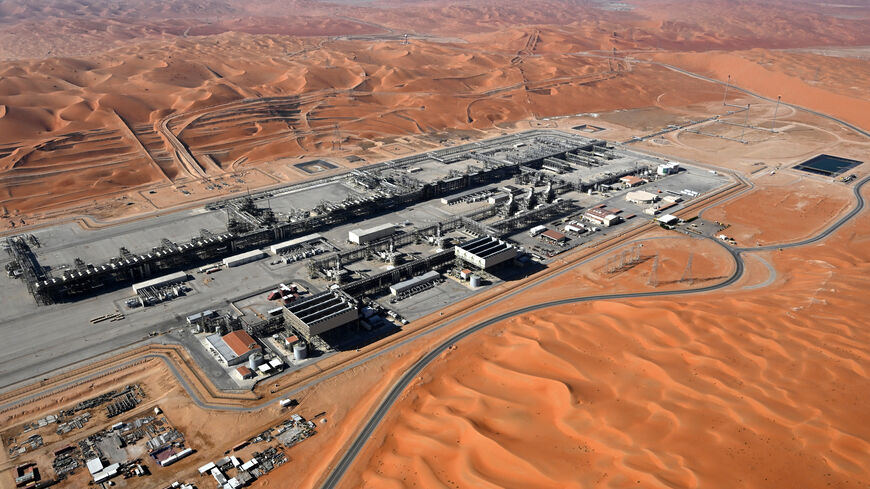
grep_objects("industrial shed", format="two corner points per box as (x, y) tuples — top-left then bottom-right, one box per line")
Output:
(390, 271), (440, 296)
(540, 229), (568, 243)
(223, 249), (266, 267)
(584, 208), (622, 227)
(348, 223), (396, 245)
(283, 290), (359, 340)
(455, 236), (518, 269)
(270, 233), (323, 254)
(131, 271), (188, 295)
(206, 330), (263, 366)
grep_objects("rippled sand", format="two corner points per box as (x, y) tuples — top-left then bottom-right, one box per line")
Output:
(343, 191), (870, 488)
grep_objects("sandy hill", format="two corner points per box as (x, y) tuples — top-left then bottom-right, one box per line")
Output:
(0, 0), (868, 223)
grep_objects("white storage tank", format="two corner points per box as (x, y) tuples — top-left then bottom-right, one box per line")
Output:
(293, 343), (307, 361)
(470, 275), (481, 288)
(248, 352), (264, 369)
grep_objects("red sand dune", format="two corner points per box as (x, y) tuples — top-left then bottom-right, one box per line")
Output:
(340, 184), (870, 489)
(653, 49), (870, 130)
(0, 0), (869, 224)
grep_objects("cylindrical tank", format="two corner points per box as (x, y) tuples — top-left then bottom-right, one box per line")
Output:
(293, 343), (307, 361)
(470, 275), (481, 288)
(248, 352), (264, 369)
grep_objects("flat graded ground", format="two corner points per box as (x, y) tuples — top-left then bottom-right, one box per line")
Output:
(703, 172), (854, 246)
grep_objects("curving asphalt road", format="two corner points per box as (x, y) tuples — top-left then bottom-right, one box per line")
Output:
(319, 173), (869, 489)
(648, 61), (870, 140)
(737, 175), (869, 252)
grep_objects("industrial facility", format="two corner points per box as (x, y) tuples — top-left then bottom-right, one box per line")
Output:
(455, 237), (518, 269)
(207, 330), (263, 366)
(0, 129), (728, 397)
(348, 223), (396, 245)
(282, 290), (359, 341)
(4, 132), (654, 303)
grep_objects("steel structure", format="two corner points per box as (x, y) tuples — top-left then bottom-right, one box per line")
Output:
(8, 130), (625, 303)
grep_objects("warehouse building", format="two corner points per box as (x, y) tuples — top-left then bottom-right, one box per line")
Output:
(348, 223), (395, 245)
(584, 208), (622, 227)
(390, 271), (441, 296)
(131, 271), (188, 295)
(620, 175), (646, 187)
(541, 229), (569, 244)
(657, 162), (680, 175)
(455, 236), (518, 269)
(657, 214), (680, 226)
(625, 190), (659, 204)
(283, 290), (359, 341)
(223, 249), (266, 267)
(488, 193), (510, 205)
(236, 366), (254, 379)
(270, 233), (323, 254)
(206, 330), (263, 366)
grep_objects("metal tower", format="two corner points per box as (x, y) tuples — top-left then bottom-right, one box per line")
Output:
(647, 253), (659, 287)
(771, 95), (782, 132)
(680, 253), (694, 285)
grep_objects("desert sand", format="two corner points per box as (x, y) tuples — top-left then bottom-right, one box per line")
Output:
(2, 2), (870, 489)
(338, 179), (870, 489)
(1, 0), (869, 228)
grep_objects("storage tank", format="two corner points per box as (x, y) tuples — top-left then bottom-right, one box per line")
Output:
(248, 352), (264, 369)
(293, 343), (307, 361)
(470, 275), (481, 288)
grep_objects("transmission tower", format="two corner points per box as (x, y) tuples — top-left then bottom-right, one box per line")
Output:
(629, 243), (641, 265)
(722, 75), (731, 106)
(647, 253), (659, 287)
(771, 95), (782, 132)
(332, 123), (342, 151)
(680, 253), (694, 285)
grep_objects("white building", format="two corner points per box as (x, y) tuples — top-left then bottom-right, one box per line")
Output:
(455, 237), (518, 269)
(283, 290), (359, 340)
(390, 271), (440, 296)
(223, 249), (266, 267)
(657, 214), (680, 226)
(657, 162), (680, 175)
(132, 271), (188, 295)
(348, 223), (395, 245)
(584, 208), (622, 227)
(270, 233), (322, 254)
(625, 190), (659, 204)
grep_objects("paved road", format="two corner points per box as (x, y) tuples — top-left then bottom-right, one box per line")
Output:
(737, 175), (869, 252)
(648, 61), (870, 139)
(318, 174), (869, 489)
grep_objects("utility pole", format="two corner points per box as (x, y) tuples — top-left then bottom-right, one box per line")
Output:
(332, 123), (341, 151)
(722, 75), (731, 106)
(771, 95), (781, 132)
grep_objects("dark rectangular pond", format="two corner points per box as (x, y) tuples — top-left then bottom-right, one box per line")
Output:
(794, 154), (862, 177)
